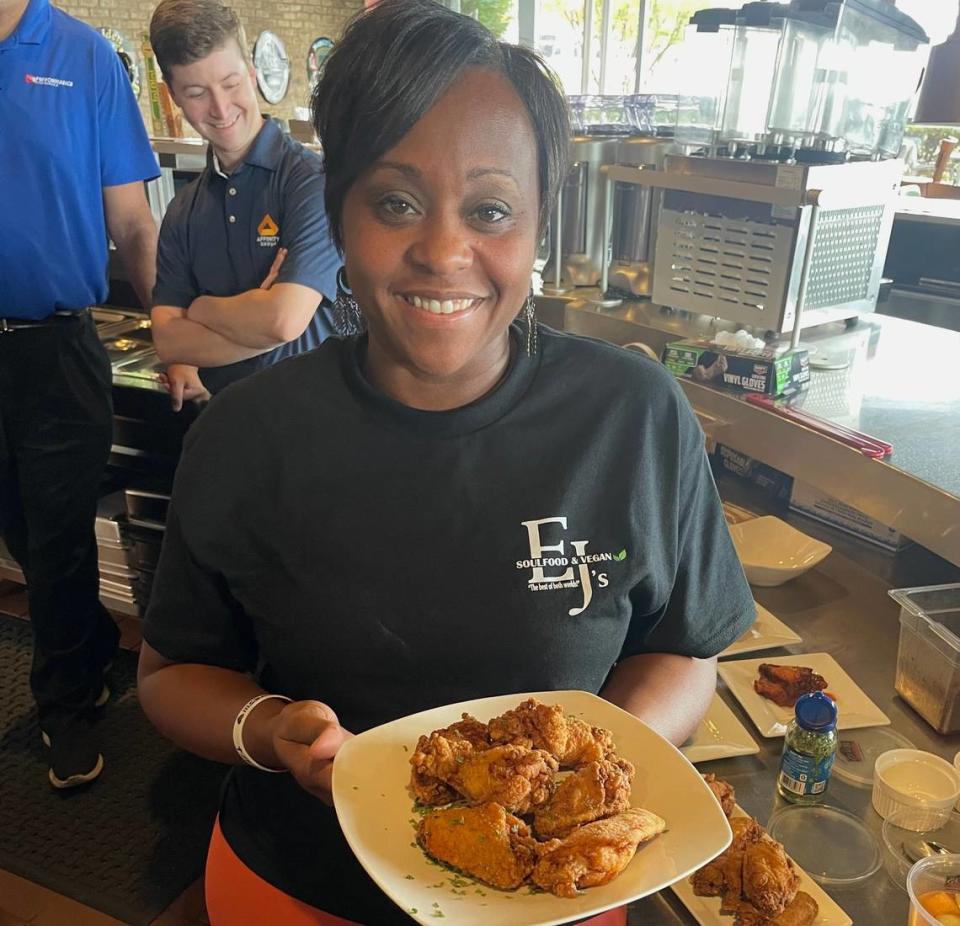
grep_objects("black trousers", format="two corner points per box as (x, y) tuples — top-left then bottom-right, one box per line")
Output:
(0, 313), (119, 733)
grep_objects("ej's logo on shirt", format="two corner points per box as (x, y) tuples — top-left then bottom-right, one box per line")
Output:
(257, 214), (279, 248)
(517, 517), (627, 616)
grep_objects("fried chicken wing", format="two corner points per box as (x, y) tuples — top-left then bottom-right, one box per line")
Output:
(488, 698), (614, 767)
(690, 815), (764, 912)
(735, 890), (818, 926)
(408, 715), (494, 805)
(409, 731), (477, 805)
(702, 772), (736, 818)
(417, 802), (538, 890)
(531, 807), (666, 898)
(753, 664), (827, 709)
(449, 744), (558, 814)
(534, 757), (635, 839)
(741, 835), (800, 918)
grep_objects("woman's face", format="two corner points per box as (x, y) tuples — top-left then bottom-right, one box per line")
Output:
(341, 67), (541, 409)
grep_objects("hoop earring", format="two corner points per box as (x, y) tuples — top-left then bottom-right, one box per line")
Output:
(333, 266), (364, 336)
(523, 291), (537, 356)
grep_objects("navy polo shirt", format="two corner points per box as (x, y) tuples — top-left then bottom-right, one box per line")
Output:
(153, 117), (341, 394)
(0, 0), (159, 318)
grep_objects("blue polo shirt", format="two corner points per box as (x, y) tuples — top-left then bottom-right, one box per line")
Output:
(0, 0), (159, 318)
(153, 117), (341, 394)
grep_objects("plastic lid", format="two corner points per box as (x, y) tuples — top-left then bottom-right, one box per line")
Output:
(795, 691), (837, 732)
(767, 804), (881, 886)
(689, 8), (738, 31)
(833, 727), (917, 788)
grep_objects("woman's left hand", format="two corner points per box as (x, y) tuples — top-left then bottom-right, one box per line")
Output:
(270, 700), (353, 804)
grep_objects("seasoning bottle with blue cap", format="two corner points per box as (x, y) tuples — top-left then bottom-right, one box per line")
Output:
(777, 691), (838, 804)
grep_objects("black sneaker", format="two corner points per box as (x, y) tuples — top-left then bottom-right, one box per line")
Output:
(42, 723), (104, 789)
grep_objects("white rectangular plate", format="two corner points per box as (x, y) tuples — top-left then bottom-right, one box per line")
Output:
(718, 653), (890, 738)
(671, 805), (852, 926)
(719, 602), (802, 658)
(332, 690), (732, 926)
(680, 694), (759, 764)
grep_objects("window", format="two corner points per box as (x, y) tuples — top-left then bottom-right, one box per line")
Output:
(639, 1), (739, 94)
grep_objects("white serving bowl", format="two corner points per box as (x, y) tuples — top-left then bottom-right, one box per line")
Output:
(872, 749), (960, 830)
(728, 515), (832, 587)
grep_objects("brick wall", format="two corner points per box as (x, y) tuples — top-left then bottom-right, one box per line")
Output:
(59, 0), (362, 131)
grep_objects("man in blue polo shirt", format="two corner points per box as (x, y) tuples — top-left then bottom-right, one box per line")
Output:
(148, 0), (340, 409)
(0, 0), (159, 787)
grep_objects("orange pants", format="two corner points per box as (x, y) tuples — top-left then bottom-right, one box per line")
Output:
(205, 817), (628, 926)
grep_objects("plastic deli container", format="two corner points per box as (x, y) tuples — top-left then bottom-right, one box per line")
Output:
(889, 584), (960, 734)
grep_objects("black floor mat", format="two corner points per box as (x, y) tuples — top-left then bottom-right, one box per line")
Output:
(0, 614), (227, 925)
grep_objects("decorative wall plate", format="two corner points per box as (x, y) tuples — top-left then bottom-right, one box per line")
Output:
(253, 30), (290, 105)
(307, 37), (334, 91)
(98, 27), (141, 99)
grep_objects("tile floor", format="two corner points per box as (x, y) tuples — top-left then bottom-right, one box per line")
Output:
(0, 581), (208, 926)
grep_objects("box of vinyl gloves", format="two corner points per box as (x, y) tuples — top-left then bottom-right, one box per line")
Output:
(662, 330), (809, 397)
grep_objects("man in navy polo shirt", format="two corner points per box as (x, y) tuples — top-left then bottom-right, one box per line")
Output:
(0, 0), (159, 787)
(148, 0), (340, 409)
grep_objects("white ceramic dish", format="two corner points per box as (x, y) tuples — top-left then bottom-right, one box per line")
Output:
(729, 516), (832, 587)
(671, 805), (852, 926)
(719, 602), (802, 658)
(331, 690), (732, 926)
(680, 694), (759, 764)
(872, 749), (960, 828)
(717, 653), (890, 738)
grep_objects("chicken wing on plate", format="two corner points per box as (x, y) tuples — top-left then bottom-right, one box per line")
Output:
(753, 664), (827, 709)
(488, 698), (615, 767)
(735, 890), (818, 926)
(450, 744), (558, 814)
(417, 802), (538, 890)
(531, 807), (666, 898)
(408, 715), (494, 805)
(741, 834), (800, 918)
(690, 815), (764, 914)
(533, 757), (635, 839)
(410, 732), (477, 805)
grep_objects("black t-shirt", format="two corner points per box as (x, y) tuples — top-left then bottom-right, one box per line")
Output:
(143, 323), (754, 923)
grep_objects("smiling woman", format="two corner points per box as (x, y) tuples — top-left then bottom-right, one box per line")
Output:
(311, 0), (568, 408)
(137, 1), (756, 924)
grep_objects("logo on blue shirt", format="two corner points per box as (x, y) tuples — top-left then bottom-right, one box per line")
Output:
(25, 73), (74, 88)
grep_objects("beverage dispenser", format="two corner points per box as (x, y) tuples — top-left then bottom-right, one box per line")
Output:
(606, 136), (677, 297)
(542, 135), (620, 291)
(780, 0), (929, 159)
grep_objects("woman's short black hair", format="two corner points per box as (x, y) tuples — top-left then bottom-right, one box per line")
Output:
(311, 0), (569, 253)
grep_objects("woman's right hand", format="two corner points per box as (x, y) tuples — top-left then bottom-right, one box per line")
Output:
(269, 700), (353, 804)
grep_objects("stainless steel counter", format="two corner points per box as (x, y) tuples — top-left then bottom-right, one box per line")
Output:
(895, 197), (960, 229)
(626, 525), (960, 925)
(555, 298), (960, 568)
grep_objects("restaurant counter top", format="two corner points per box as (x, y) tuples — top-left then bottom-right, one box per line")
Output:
(551, 297), (960, 570)
(625, 493), (960, 925)
(895, 195), (960, 229)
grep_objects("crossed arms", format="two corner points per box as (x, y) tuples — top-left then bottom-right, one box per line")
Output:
(151, 249), (321, 368)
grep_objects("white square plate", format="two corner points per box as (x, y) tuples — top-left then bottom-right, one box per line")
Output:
(680, 694), (759, 764)
(719, 602), (802, 658)
(670, 805), (852, 926)
(718, 653), (890, 738)
(332, 690), (732, 926)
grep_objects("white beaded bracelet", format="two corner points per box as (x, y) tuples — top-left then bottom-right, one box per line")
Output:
(232, 693), (292, 772)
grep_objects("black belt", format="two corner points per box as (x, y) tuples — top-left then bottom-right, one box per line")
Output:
(0, 309), (89, 334)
